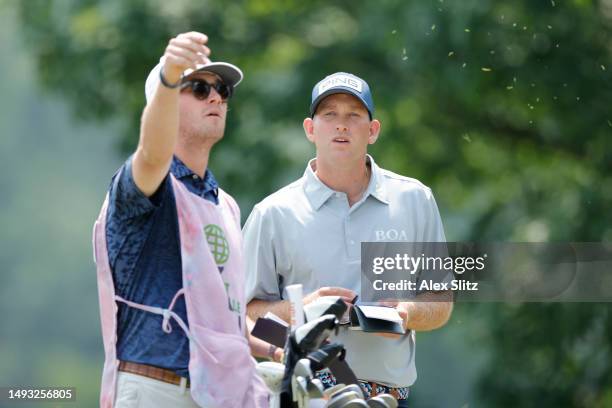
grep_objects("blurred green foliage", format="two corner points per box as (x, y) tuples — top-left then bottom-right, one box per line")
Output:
(13, 0), (612, 406)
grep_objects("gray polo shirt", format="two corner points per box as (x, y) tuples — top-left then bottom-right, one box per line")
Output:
(243, 155), (446, 387)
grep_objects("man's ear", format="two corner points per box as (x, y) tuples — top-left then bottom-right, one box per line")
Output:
(368, 119), (381, 145)
(303, 117), (315, 143)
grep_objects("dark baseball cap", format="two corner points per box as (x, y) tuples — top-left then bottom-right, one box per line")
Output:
(309, 72), (375, 119)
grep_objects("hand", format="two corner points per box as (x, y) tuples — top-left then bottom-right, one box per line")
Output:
(162, 31), (211, 84)
(273, 347), (285, 363)
(303, 286), (357, 306)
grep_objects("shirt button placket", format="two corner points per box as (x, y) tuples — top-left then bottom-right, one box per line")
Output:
(346, 214), (359, 258)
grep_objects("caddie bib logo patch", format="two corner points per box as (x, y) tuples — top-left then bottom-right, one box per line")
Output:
(204, 224), (230, 268)
(203, 224), (241, 324)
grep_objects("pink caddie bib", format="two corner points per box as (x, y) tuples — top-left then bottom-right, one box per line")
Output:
(93, 174), (269, 407)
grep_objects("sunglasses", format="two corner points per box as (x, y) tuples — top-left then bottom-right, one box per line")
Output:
(181, 79), (233, 101)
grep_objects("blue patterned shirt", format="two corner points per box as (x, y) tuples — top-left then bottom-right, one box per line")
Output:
(105, 155), (219, 377)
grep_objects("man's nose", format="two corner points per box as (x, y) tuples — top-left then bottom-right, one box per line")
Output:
(206, 86), (222, 104)
(336, 121), (348, 132)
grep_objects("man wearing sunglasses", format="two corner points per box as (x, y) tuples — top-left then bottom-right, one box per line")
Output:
(93, 32), (269, 407)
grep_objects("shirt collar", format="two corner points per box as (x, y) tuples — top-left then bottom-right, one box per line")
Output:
(367, 155), (390, 205)
(303, 160), (335, 211)
(170, 156), (193, 179)
(302, 154), (389, 211)
(170, 156), (219, 195)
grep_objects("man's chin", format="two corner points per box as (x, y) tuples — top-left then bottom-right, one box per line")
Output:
(327, 149), (361, 160)
(200, 125), (225, 142)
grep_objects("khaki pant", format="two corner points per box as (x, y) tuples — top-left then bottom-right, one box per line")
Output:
(114, 372), (201, 408)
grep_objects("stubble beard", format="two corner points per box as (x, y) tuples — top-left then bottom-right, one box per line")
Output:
(180, 120), (226, 150)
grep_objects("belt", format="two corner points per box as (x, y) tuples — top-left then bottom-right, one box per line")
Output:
(360, 380), (410, 400)
(118, 361), (190, 388)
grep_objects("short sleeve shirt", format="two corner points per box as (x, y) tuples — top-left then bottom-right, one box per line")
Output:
(243, 155), (446, 387)
(105, 155), (219, 377)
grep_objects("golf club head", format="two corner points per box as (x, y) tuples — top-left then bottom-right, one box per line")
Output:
(293, 314), (338, 354)
(366, 396), (391, 408)
(304, 296), (348, 322)
(340, 400), (369, 407)
(255, 361), (285, 393)
(374, 394), (398, 408)
(294, 358), (313, 379)
(323, 383), (347, 398)
(295, 376), (308, 393)
(330, 384), (365, 400)
(293, 375), (312, 408)
(307, 378), (325, 398)
(307, 342), (346, 371)
(325, 390), (360, 408)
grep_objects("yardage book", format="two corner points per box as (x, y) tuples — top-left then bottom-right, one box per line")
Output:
(347, 305), (406, 335)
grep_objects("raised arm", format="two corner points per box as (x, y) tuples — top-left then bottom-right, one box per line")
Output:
(133, 31), (210, 196)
